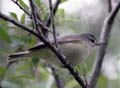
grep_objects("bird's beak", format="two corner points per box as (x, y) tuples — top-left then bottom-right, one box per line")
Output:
(93, 42), (105, 46)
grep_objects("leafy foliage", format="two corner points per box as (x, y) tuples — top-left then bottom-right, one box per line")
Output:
(18, 0), (29, 10)
(9, 12), (18, 21)
(20, 14), (26, 24)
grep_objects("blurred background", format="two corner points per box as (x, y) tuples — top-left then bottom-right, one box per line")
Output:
(0, 0), (120, 88)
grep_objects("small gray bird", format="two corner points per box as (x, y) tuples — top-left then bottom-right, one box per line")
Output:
(8, 33), (101, 67)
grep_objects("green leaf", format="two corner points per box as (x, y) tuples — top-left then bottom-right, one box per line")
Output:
(0, 66), (6, 80)
(18, 0), (29, 10)
(0, 28), (11, 43)
(21, 14), (25, 24)
(9, 12), (18, 21)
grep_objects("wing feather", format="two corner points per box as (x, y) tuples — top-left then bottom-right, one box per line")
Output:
(28, 35), (81, 51)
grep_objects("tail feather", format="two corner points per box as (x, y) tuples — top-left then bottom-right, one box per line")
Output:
(8, 51), (30, 61)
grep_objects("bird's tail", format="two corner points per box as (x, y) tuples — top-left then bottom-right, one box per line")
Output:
(8, 51), (30, 61)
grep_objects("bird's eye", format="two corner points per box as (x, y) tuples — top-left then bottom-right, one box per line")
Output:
(81, 33), (97, 44)
(90, 38), (95, 43)
(87, 33), (97, 43)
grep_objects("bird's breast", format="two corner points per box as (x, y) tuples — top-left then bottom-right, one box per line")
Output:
(33, 42), (92, 66)
(58, 43), (91, 65)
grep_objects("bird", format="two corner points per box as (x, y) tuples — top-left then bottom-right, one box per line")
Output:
(8, 33), (101, 67)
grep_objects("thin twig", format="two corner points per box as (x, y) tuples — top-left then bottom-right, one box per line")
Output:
(50, 65), (64, 88)
(38, 19), (53, 33)
(11, 0), (31, 16)
(48, 0), (58, 48)
(88, 2), (120, 88)
(0, 12), (39, 37)
(108, 0), (112, 12)
(29, 0), (41, 35)
(0, 12), (86, 88)
(45, 0), (61, 27)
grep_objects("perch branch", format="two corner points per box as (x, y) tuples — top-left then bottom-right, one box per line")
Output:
(88, 2), (120, 88)
(48, 0), (58, 47)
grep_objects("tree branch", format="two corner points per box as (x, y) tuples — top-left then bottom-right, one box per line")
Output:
(42, 0), (61, 37)
(29, 0), (41, 35)
(50, 65), (64, 88)
(48, 0), (58, 48)
(0, 12), (39, 37)
(88, 2), (120, 88)
(45, 0), (61, 27)
(108, 0), (112, 12)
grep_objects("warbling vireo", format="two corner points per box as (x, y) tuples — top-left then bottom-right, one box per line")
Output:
(8, 33), (101, 67)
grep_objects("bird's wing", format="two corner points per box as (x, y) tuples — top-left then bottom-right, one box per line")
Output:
(58, 35), (81, 43)
(28, 42), (47, 51)
(28, 35), (81, 51)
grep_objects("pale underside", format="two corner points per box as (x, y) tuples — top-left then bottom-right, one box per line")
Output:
(29, 42), (91, 67)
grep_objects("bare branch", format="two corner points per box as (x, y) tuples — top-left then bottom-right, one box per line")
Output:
(45, 0), (61, 27)
(29, 0), (41, 35)
(108, 0), (112, 12)
(38, 18), (53, 33)
(0, 12), (39, 37)
(48, 0), (58, 48)
(50, 65), (64, 88)
(88, 2), (120, 88)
